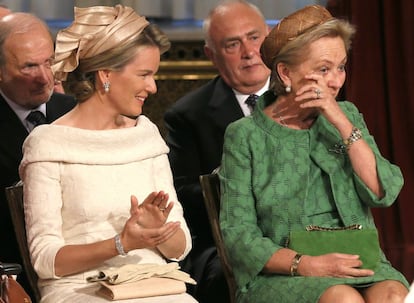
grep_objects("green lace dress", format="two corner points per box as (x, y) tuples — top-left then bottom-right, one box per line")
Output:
(219, 91), (409, 303)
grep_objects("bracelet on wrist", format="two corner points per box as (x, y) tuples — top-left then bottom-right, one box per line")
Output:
(115, 234), (127, 256)
(290, 253), (303, 276)
(343, 127), (362, 150)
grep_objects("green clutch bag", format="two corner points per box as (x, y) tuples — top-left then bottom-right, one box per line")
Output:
(288, 224), (381, 270)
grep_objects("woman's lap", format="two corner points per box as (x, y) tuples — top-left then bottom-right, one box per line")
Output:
(238, 265), (409, 303)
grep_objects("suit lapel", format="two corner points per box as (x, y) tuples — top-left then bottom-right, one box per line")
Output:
(0, 93), (75, 173)
(45, 93), (76, 123)
(0, 96), (28, 178)
(207, 77), (244, 131)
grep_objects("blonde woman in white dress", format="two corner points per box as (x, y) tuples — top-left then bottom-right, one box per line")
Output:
(19, 5), (196, 303)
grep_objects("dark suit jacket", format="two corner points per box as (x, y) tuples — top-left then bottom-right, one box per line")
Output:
(0, 92), (75, 296)
(164, 76), (244, 253)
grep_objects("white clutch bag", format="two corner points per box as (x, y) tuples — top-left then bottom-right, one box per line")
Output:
(96, 277), (186, 300)
(87, 263), (196, 301)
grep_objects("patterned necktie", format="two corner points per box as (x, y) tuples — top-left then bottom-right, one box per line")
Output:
(26, 110), (47, 128)
(245, 94), (259, 113)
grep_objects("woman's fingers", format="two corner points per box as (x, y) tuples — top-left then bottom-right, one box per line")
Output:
(147, 221), (181, 246)
(129, 195), (140, 216)
(140, 191), (170, 210)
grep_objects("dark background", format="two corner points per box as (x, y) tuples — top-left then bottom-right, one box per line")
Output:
(327, 0), (414, 283)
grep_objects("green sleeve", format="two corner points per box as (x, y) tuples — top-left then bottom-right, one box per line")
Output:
(219, 119), (281, 290)
(341, 102), (404, 207)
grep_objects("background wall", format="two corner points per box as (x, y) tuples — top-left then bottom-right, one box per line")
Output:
(327, 0), (414, 283)
(0, 0), (326, 21)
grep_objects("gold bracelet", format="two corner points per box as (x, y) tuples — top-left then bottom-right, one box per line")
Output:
(343, 127), (362, 150)
(290, 253), (303, 276)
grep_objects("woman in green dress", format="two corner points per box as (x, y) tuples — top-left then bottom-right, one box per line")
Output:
(219, 5), (409, 303)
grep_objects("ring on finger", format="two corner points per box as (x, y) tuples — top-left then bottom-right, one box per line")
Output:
(159, 207), (166, 212)
(315, 88), (322, 99)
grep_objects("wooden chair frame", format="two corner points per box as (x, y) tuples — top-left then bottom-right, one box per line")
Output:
(5, 181), (41, 303)
(199, 173), (236, 303)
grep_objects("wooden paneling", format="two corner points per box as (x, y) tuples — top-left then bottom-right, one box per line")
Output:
(143, 40), (217, 138)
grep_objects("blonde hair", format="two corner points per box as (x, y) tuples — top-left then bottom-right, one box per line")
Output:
(269, 18), (355, 95)
(65, 24), (170, 102)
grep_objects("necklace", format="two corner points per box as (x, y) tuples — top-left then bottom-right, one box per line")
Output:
(270, 100), (316, 129)
(279, 115), (288, 127)
(278, 114), (316, 129)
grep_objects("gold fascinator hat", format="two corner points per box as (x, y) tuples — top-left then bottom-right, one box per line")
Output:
(261, 5), (332, 69)
(53, 4), (149, 81)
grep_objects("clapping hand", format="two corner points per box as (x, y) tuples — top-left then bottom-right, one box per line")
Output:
(120, 192), (181, 251)
(130, 191), (174, 228)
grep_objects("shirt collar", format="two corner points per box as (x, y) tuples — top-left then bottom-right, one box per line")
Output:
(0, 89), (47, 131)
(233, 77), (270, 116)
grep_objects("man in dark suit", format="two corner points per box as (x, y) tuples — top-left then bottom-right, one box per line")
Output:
(164, 1), (270, 302)
(0, 12), (75, 300)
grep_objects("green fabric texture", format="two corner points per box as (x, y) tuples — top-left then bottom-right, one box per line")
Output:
(219, 91), (408, 303)
(288, 228), (380, 270)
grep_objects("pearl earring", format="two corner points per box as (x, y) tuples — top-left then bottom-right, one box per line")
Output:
(103, 81), (110, 93)
(285, 85), (291, 93)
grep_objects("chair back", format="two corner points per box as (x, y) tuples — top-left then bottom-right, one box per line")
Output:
(199, 173), (237, 303)
(5, 181), (41, 303)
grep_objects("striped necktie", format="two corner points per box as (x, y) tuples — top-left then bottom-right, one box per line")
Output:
(26, 110), (47, 128)
(245, 94), (259, 113)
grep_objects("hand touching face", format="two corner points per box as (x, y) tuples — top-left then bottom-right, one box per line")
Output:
(291, 37), (348, 125)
